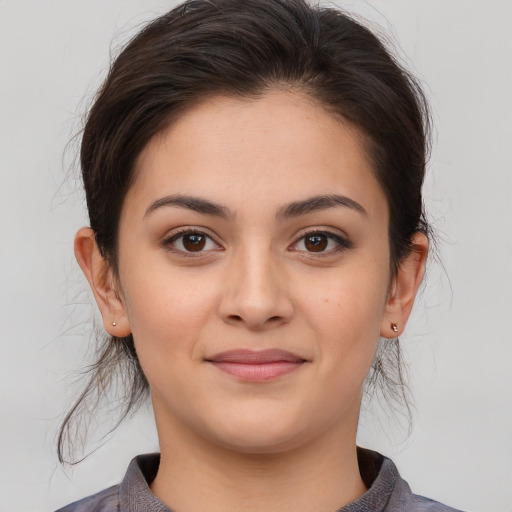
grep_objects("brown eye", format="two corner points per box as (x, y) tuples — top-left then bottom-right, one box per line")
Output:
(182, 233), (206, 251)
(291, 231), (351, 254)
(304, 234), (328, 252)
(166, 230), (220, 254)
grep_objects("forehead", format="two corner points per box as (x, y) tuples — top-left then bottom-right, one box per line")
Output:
(127, 90), (387, 221)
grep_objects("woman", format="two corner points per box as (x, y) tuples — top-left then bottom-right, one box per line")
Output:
(56, 0), (462, 510)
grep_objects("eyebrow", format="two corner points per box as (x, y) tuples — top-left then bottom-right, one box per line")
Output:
(144, 194), (233, 219)
(144, 193), (367, 220)
(276, 194), (367, 219)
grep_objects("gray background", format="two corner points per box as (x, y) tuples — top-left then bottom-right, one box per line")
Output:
(0, 1), (511, 511)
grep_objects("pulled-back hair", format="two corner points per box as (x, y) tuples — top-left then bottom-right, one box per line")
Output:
(59, 0), (431, 464)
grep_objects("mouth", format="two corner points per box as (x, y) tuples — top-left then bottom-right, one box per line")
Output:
(205, 349), (307, 381)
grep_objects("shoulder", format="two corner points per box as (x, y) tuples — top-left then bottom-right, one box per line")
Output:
(355, 448), (466, 512)
(53, 453), (160, 512)
(383, 458), (466, 512)
(54, 484), (120, 512)
(410, 494), (464, 512)
(391, 475), (465, 511)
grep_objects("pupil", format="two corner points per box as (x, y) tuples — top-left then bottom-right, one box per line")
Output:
(306, 234), (327, 252)
(183, 234), (206, 251)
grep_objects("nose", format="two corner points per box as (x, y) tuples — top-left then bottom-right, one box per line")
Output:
(218, 245), (293, 330)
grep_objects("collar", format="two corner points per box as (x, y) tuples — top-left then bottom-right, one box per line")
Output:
(119, 448), (398, 512)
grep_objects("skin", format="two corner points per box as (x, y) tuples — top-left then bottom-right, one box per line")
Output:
(75, 90), (428, 512)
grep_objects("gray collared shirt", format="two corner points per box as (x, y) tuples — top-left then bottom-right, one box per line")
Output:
(55, 449), (464, 512)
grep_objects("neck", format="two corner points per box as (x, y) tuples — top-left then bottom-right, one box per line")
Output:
(150, 408), (366, 512)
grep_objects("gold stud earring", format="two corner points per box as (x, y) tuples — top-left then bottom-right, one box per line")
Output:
(391, 323), (398, 333)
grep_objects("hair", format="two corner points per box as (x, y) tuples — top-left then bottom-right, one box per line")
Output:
(58, 0), (432, 464)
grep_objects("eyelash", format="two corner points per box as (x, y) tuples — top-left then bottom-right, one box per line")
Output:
(163, 227), (352, 257)
(163, 228), (222, 257)
(290, 229), (352, 255)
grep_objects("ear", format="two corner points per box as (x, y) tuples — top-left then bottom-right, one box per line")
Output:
(74, 227), (131, 337)
(380, 232), (429, 339)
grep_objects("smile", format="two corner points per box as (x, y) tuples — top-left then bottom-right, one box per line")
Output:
(206, 349), (307, 381)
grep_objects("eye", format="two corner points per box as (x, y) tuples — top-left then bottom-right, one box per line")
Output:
(164, 229), (221, 254)
(291, 230), (350, 254)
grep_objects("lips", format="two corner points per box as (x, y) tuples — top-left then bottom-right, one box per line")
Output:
(206, 349), (307, 381)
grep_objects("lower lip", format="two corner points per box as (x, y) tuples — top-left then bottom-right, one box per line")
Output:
(210, 361), (303, 381)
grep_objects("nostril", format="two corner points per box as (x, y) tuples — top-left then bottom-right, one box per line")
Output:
(226, 314), (283, 325)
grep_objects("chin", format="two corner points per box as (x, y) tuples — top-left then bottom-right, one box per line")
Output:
(205, 409), (314, 455)
(216, 429), (304, 456)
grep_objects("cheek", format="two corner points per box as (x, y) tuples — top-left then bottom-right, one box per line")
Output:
(299, 258), (390, 372)
(119, 263), (220, 365)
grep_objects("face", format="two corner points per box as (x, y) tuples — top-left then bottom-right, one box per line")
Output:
(112, 91), (399, 454)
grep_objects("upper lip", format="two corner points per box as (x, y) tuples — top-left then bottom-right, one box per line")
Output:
(206, 349), (306, 364)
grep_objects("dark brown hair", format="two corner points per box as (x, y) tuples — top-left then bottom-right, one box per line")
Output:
(59, 0), (431, 463)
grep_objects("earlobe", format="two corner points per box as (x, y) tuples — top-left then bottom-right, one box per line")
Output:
(380, 232), (429, 339)
(74, 227), (131, 337)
